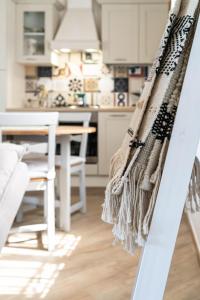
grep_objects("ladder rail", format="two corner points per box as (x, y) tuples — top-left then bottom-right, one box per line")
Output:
(132, 16), (200, 300)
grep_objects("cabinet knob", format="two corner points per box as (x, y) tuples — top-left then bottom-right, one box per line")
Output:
(109, 114), (127, 118)
(25, 57), (36, 61)
(114, 58), (127, 62)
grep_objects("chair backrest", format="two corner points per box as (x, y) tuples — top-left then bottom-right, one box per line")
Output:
(0, 112), (59, 176)
(59, 112), (91, 158)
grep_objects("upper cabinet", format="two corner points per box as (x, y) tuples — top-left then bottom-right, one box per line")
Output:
(139, 4), (168, 63)
(101, 2), (169, 64)
(102, 4), (139, 64)
(0, 0), (7, 70)
(16, 2), (61, 65)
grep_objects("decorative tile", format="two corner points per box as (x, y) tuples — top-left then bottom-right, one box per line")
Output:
(99, 77), (114, 93)
(38, 77), (53, 91)
(114, 78), (128, 93)
(114, 66), (128, 78)
(129, 77), (144, 94)
(52, 78), (68, 91)
(68, 78), (83, 93)
(84, 78), (99, 92)
(25, 66), (37, 78)
(129, 93), (140, 106)
(68, 63), (82, 77)
(98, 92), (114, 107)
(25, 78), (37, 93)
(52, 93), (67, 107)
(37, 66), (52, 78)
(115, 93), (128, 106)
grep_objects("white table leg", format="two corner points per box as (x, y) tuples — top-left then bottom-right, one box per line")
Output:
(59, 135), (71, 232)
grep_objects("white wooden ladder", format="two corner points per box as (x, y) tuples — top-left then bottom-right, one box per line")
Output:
(131, 15), (200, 300)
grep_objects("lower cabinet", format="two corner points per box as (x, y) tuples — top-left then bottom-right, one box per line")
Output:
(98, 112), (132, 175)
(0, 71), (6, 111)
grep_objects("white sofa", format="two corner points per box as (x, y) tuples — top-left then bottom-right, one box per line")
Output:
(0, 143), (29, 251)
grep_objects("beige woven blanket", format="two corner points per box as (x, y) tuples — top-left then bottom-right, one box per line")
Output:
(102, 0), (200, 254)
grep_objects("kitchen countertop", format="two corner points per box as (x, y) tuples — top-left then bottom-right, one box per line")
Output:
(6, 106), (136, 113)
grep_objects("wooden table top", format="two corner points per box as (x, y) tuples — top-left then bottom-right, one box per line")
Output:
(2, 126), (96, 136)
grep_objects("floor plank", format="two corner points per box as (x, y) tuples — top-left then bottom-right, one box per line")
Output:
(0, 188), (199, 299)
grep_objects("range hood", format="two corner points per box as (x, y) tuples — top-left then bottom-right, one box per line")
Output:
(52, 0), (100, 52)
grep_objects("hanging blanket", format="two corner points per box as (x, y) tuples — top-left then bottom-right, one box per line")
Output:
(102, 0), (200, 254)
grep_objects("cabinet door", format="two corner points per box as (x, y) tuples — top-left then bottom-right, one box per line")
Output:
(17, 4), (53, 64)
(0, 0), (7, 70)
(102, 4), (139, 64)
(0, 71), (6, 111)
(139, 4), (168, 63)
(98, 112), (132, 175)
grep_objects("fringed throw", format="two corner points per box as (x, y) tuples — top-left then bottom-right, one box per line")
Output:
(102, 0), (200, 255)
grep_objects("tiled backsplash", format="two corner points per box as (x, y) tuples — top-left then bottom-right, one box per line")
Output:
(24, 52), (150, 108)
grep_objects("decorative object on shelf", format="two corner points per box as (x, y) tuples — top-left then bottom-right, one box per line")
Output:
(114, 66), (128, 78)
(37, 66), (52, 78)
(68, 78), (83, 93)
(82, 51), (101, 64)
(84, 78), (99, 92)
(52, 94), (66, 107)
(114, 78), (128, 93)
(129, 92), (140, 106)
(25, 78), (37, 93)
(25, 38), (38, 55)
(25, 66), (37, 78)
(74, 93), (87, 107)
(129, 77), (144, 105)
(98, 92), (114, 107)
(128, 66), (144, 77)
(34, 84), (48, 107)
(115, 92), (128, 106)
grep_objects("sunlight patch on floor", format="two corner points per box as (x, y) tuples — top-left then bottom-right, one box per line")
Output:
(0, 233), (81, 298)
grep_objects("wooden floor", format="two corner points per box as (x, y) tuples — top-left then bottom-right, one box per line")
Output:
(0, 188), (200, 300)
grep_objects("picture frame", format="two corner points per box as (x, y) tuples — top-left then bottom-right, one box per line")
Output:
(82, 51), (101, 64)
(128, 66), (144, 77)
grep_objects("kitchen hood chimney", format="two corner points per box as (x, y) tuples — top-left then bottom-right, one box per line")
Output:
(52, 0), (100, 52)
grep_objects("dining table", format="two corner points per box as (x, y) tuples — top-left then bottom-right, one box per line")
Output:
(2, 125), (96, 232)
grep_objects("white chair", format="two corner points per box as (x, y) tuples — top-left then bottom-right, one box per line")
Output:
(0, 112), (58, 251)
(56, 112), (91, 221)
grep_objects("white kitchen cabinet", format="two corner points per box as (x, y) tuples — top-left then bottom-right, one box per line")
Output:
(16, 2), (60, 65)
(98, 112), (132, 175)
(0, 71), (7, 111)
(102, 4), (139, 64)
(101, 3), (168, 64)
(0, 0), (7, 70)
(139, 4), (168, 63)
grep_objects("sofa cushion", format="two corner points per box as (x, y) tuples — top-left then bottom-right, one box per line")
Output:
(0, 144), (27, 201)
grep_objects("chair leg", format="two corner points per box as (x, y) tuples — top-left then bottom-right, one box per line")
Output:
(45, 179), (55, 252)
(79, 165), (86, 213)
